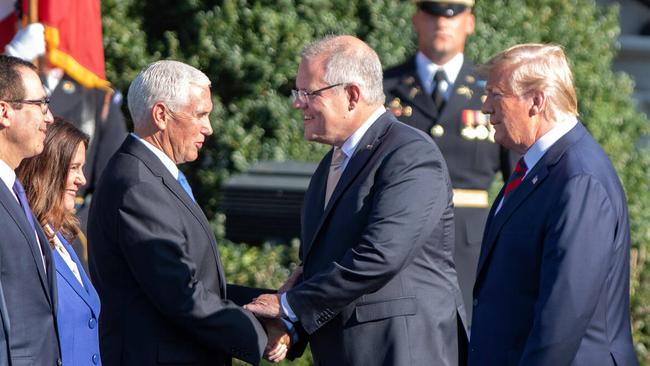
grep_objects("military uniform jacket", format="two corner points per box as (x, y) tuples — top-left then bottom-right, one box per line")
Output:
(384, 56), (517, 322)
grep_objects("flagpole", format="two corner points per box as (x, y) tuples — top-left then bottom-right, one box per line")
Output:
(28, 0), (38, 23)
(26, 0), (40, 68)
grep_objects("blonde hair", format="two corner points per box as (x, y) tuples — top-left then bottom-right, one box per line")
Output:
(481, 43), (578, 121)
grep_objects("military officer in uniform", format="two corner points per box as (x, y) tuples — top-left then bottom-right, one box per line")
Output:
(383, 0), (516, 323)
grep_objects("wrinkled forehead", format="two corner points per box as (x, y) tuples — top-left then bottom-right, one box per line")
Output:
(297, 55), (327, 87)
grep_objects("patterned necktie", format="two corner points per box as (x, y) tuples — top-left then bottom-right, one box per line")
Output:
(13, 178), (47, 270)
(177, 170), (196, 202)
(431, 69), (448, 113)
(503, 158), (528, 200)
(324, 147), (346, 208)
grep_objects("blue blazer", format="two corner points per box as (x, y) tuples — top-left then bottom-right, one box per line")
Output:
(54, 233), (101, 366)
(469, 122), (638, 365)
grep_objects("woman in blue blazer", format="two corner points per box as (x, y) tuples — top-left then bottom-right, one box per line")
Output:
(17, 118), (101, 366)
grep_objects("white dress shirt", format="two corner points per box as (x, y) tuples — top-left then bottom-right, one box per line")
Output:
(416, 51), (465, 98)
(0, 158), (19, 203)
(131, 133), (180, 179)
(495, 117), (578, 213)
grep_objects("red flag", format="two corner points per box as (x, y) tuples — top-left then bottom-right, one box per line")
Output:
(0, 1), (18, 51)
(39, 0), (109, 89)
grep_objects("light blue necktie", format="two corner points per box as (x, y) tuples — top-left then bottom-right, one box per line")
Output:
(177, 171), (196, 202)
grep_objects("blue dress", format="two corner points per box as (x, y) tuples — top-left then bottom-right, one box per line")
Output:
(53, 233), (102, 365)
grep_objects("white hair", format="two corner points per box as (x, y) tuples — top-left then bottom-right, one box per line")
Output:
(301, 35), (385, 105)
(127, 60), (211, 128)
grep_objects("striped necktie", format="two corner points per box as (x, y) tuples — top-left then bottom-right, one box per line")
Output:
(503, 158), (528, 200)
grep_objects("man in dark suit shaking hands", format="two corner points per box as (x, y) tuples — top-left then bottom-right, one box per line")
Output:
(245, 35), (467, 366)
(88, 60), (287, 365)
(0, 55), (59, 366)
(469, 44), (638, 365)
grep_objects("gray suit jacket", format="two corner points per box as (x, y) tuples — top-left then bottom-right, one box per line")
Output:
(88, 135), (267, 366)
(0, 179), (60, 365)
(287, 112), (467, 366)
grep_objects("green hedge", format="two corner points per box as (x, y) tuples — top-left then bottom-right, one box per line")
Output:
(102, 0), (650, 363)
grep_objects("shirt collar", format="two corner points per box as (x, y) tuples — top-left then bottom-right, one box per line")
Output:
(340, 106), (386, 160)
(416, 51), (464, 89)
(522, 116), (578, 175)
(131, 133), (180, 179)
(0, 158), (17, 199)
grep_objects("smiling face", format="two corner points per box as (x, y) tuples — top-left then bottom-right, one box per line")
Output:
(62, 141), (86, 212)
(0, 66), (54, 168)
(165, 84), (213, 164)
(293, 55), (355, 147)
(412, 8), (475, 64)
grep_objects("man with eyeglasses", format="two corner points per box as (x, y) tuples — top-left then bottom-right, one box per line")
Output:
(383, 0), (518, 325)
(245, 35), (467, 366)
(0, 55), (60, 365)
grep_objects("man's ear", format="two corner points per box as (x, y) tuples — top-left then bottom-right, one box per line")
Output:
(346, 84), (361, 111)
(151, 102), (168, 130)
(0, 101), (13, 128)
(530, 92), (546, 117)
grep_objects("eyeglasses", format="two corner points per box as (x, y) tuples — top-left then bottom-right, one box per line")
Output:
(291, 83), (346, 104)
(6, 97), (50, 115)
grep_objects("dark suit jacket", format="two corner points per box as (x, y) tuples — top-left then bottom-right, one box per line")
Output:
(0, 279), (8, 366)
(286, 112), (467, 366)
(88, 135), (267, 366)
(54, 233), (101, 365)
(469, 122), (638, 365)
(384, 57), (517, 322)
(0, 179), (60, 365)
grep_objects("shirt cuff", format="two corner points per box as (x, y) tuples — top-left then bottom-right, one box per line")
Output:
(280, 292), (298, 322)
(281, 318), (299, 344)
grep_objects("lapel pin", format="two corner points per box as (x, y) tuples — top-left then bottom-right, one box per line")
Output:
(366, 144), (373, 149)
(532, 176), (538, 184)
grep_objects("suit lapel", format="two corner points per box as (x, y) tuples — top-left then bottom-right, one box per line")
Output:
(390, 58), (438, 121)
(0, 184), (53, 305)
(54, 235), (100, 314)
(475, 122), (588, 280)
(302, 113), (393, 258)
(123, 136), (228, 296)
(301, 157), (329, 259)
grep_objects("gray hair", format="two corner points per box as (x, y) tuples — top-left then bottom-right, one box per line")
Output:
(301, 35), (385, 105)
(127, 60), (211, 128)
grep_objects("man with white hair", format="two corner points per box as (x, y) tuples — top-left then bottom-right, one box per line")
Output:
(88, 60), (287, 366)
(469, 43), (638, 365)
(245, 35), (467, 366)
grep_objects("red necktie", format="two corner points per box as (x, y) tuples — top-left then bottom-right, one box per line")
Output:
(503, 158), (528, 199)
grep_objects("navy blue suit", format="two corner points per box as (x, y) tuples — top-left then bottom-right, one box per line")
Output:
(0, 181), (60, 365)
(53, 233), (101, 366)
(469, 122), (638, 365)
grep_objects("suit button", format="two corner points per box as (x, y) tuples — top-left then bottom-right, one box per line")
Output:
(88, 317), (97, 329)
(92, 354), (99, 364)
(473, 299), (478, 307)
(57, 359), (62, 366)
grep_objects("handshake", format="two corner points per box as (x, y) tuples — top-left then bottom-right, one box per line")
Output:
(246, 266), (303, 363)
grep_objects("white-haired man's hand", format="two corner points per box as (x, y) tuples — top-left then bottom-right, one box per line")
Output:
(5, 23), (46, 61)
